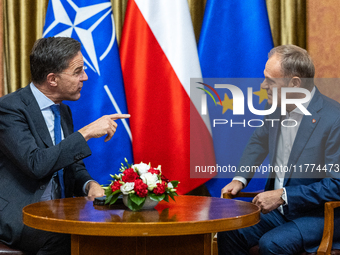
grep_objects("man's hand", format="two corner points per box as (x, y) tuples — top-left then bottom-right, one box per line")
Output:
(221, 180), (244, 197)
(252, 189), (284, 214)
(78, 114), (130, 142)
(86, 181), (105, 197)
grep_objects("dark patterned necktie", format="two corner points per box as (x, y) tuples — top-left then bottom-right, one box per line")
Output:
(50, 104), (65, 198)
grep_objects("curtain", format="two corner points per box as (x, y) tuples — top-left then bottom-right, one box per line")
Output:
(112, 0), (128, 46)
(3, 0), (48, 93)
(1, 0), (306, 96)
(266, 0), (306, 48)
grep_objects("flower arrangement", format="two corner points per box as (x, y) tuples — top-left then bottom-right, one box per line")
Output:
(104, 159), (179, 211)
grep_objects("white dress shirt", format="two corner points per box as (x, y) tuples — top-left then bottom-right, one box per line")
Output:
(30, 83), (65, 143)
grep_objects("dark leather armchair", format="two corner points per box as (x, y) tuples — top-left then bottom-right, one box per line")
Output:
(0, 242), (26, 255)
(214, 192), (340, 255)
(0, 241), (31, 255)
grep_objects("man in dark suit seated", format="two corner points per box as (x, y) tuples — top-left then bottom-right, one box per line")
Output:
(0, 37), (129, 255)
(218, 45), (340, 254)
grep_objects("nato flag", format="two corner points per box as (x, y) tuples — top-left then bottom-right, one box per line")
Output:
(43, 0), (133, 185)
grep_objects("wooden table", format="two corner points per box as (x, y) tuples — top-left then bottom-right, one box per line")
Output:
(23, 195), (260, 255)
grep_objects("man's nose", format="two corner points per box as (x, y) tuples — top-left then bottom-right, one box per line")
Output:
(81, 70), (88, 81)
(260, 81), (268, 89)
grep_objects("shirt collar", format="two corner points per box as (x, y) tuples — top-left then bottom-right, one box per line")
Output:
(289, 86), (316, 116)
(30, 82), (55, 110)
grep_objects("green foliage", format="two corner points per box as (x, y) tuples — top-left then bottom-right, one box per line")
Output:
(119, 157), (131, 172)
(163, 194), (169, 203)
(127, 194), (145, 211)
(149, 193), (165, 202)
(105, 189), (121, 205)
(170, 180), (179, 188)
(130, 193), (145, 206)
(168, 191), (178, 201)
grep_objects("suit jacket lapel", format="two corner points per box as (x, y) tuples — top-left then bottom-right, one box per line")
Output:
(284, 88), (323, 184)
(269, 108), (281, 165)
(264, 108), (281, 190)
(20, 85), (54, 147)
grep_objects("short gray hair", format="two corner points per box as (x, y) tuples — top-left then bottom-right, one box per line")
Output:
(268, 45), (315, 89)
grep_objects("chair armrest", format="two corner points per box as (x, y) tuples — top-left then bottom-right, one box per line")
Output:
(222, 191), (263, 199)
(317, 201), (340, 255)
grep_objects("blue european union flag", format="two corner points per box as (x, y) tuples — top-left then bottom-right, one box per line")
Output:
(198, 0), (273, 197)
(43, 0), (133, 185)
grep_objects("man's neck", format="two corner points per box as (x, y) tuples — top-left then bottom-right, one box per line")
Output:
(32, 82), (61, 104)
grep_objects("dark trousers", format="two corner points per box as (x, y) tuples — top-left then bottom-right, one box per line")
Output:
(217, 209), (306, 255)
(15, 225), (70, 255)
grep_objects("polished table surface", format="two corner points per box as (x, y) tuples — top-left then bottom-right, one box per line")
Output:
(23, 195), (260, 254)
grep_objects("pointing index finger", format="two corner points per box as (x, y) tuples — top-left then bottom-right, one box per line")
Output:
(109, 114), (131, 120)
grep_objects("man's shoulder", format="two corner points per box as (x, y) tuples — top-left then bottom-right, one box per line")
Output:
(318, 92), (340, 115)
(313, 91), (340, 129)
(0, 85), (33, 109)
(320, 93), (340, 108)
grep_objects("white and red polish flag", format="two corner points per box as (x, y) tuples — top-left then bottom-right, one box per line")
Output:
(120, 0), (216, 194)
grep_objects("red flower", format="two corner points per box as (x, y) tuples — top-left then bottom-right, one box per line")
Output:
(122, 168), (139, 182)
(161, 174), (169, 183)
(153, 181), (166, 195)
(111, 181), (122, 192)
(148, 168), (160, 175)
(134, 179), (148, 198)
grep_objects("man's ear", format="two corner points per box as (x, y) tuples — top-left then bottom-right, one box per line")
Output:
(46, 73), (58, 87)
(290, 76), (302, 88)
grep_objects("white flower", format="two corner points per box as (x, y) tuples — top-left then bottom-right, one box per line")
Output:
(120, 182), (135, 195)
(140, 172), (159, 191)
(132, 162), (150, 175)
(167, 182), (174, 189)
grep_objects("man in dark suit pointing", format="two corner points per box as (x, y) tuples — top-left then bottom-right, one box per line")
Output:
(0, 37), (129, 254)
(218, 45), (340, 254)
